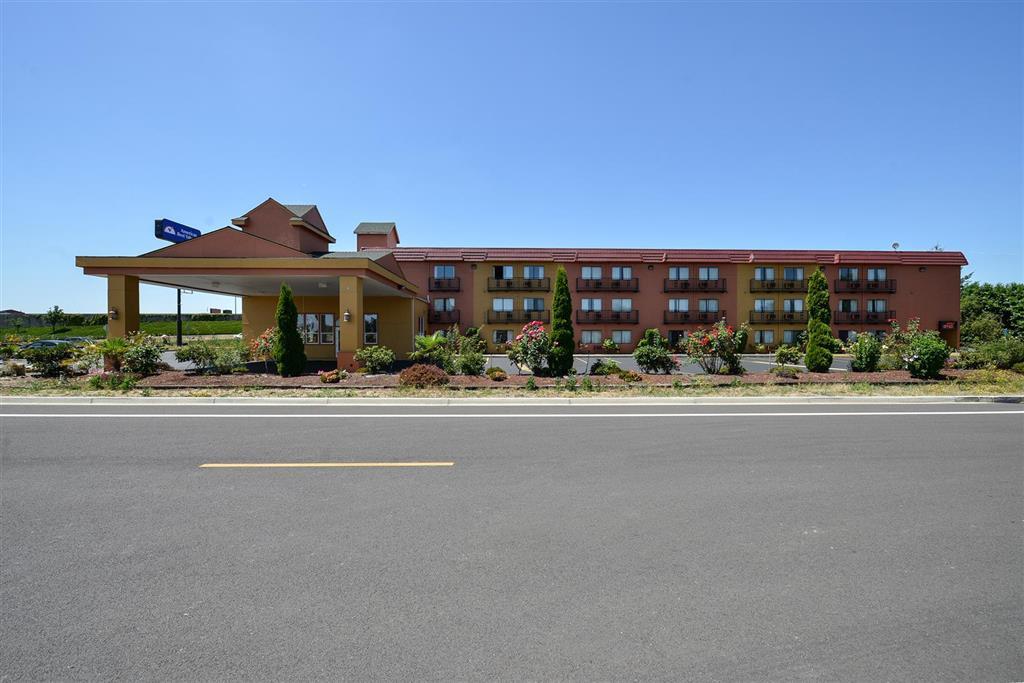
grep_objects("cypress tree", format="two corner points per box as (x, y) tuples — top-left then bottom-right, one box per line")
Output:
(807, 267), (831, 325)
(272, 283), (306, 377)
(804, 268), (833, 372)
(547, 266), (575, 376)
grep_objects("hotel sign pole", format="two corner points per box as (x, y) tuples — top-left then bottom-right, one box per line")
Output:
(176, 289), (183, 346)
(154, 218), (202, 349)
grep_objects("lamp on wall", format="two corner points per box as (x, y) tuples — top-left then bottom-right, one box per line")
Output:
(343, 310), (351, 322)
(108, 307), (119, 320)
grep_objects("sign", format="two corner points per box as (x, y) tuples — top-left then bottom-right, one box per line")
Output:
(154, 218), (201, 243)
(939, 321), (958, 330)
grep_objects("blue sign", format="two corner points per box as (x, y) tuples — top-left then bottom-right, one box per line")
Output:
(154, 218), (201, 243)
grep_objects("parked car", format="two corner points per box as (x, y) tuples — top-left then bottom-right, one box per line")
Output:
(19, 339), (71, 351)
(60, 337), (94, 346)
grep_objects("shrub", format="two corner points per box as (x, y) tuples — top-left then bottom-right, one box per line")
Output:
(456, 350), (486, 376)
(633, 328), (678, 374)
(590, 358), (621, 376)
(602, 338), (619, 353)
(770, 366), (799, 379)
(505, 321), (550, 373)
(906, 333), (950, 379)
(87, 371), (137, 391)
(804, 319), (834, 373)
(409, 331), (456, 373)
(354, 345), (395, 374)
(176, 341), (217, 373)
(523, 375), (536, 389)
(581, 377), (594, 391)
(806, 268), (831, 325)
(399, 363), (450, 387)
(684, 321), (748, 375)
(1012, 362), (1024, 375)
(955, 336), (1024, 370)
(774, 345), (802, 366)
(121, 333), (162, 375)
(849, 334), (882, 372)
(1, 362), (27, 377)
(213, 341), (248, 374)
(272, 284), (306, 377)
(92, 337), (130, 371)
(620, 370), (642, 383)
(319, 369), (347, 383)
(249, 327), (278, 371)
(960, 312), (1004, 346)
(486, 366), (508, 381)
(564, 376), (578, 392)
(24, 344), (77, 377)
(547, 267), (574, 376)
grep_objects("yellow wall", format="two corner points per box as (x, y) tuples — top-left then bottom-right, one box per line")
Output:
(363, 295), (418, 357)
(473, 262), (555, 352)
(736, 263), (813, 349)
(106, 275), (140, 338)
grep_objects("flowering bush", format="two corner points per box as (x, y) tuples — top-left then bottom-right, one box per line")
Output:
(906, 333), (950, 379)
(249, 327), (278, 370)
(505, 321), (550, 374)
(318, 368), (347, 383)
(684, 321), (749, 375)
(849, 333), (882, 372)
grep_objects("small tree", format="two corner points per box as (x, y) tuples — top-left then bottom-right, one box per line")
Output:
(806, 268), (831, 325)
(44, 305), (67, 333)
(804, 319), (834, 373)
(633, 328), (678, 374)
(272, 284), (306, 376)
(547, 266), (574, 376)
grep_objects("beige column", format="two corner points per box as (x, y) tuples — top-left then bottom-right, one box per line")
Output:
(106, 275), (140, 338)
(337, 276), (363, 370)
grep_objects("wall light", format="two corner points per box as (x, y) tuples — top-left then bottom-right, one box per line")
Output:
(108, 308), (119, 320)
(343, 310), (351, 322)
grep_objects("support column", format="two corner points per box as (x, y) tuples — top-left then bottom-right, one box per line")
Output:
(107, 275), (140, 339)
(337, 276), (363, 371)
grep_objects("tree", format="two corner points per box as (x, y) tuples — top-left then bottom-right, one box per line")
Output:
(806, 268), (831, 325)
(272, 284), (306, 376)
(961, 281), (1024, 340)
(44, 305), (67, 333)
(547, 266), (574, 376)
(804, 319), (834, 373)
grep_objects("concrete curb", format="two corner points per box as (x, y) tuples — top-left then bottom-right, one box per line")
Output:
(1, 395), (1020, 406)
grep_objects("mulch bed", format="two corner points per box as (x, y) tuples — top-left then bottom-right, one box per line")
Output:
(133, 368), (974, 389)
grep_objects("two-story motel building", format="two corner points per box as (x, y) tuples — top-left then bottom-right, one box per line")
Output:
(77, 198), (967, 370)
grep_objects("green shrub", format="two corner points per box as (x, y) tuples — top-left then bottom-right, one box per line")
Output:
(960, 312), (1004, 345)
(486, 366), (508, 382)
(24, 344), (77, 377)
(770, 366), (799, 379)
(409, 331), (456, 372)
(272, 284), (306, 377)
(955, 336), (1024, 370)
(547, 267), (575, 376)
(87, 371), (137, 391)
(602, 338), (619, 353)
(354, 345), (395, 374)
(176, 341), (217, 373)
(806, 268), (831, 325)
(804, 319), (834, 373)
(683, 321), (747, 375)
(581, 377), (594, 391)
(590, 358), (621, 376)
(1012, 362), (1024, 375)
(774, 345), (802, 366)
(907, 334), (950, 379)
(213, 341), (248, 374)
(564, 376), (578, 392)
(849, 334), (882, 372)
(121, 334), (162, 375)
(456, 350), (486, 376)
(633, 328), (678, 374)
(93, 337), (130, 371)
(399, 363), (450, 387)
(620, 370), (643, 383)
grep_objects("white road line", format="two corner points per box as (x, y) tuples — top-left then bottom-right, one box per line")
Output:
(0, 410), (1021, 419)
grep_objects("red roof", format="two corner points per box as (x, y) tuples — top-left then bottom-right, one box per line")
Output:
(390, 247), (968, 265)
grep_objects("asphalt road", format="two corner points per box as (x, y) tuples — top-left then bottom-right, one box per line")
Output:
(1, 403), (1021, 680)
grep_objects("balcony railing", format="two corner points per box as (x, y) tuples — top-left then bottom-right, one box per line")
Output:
(663, 278), (727, 293)
(428, 277), (461, 291)
(834, 279), (897, 293)
(575, 310), (639, 324)
(575, 277), (640, 292)
(749, 279), (808, 292)
(663, 310), (725, 324)
(834, 310), (895, 323)
(487, 277), (550, 291)
(749, 310), (808, 323)
(428, 309), (460, 324)
(486, 309), (550, 324)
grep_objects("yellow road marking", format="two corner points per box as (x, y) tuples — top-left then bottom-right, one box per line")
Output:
(200, 461), (454, 469)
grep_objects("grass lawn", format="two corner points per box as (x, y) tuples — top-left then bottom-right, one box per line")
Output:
(1, 321), (242, 339)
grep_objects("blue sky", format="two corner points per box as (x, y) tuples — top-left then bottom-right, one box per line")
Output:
(1, 1), (1020, 313)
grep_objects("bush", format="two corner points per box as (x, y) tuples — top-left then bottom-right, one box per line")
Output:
(399, 363), (450, 387)
(249, 327), (278, 370)
(770, 366), (799, 379)
(523, 375), (536, 389)
(456, 350), (486, 376)
(1012, 362), (1024, 375)
(319, 369), (347, 383)
(633, 328), (678, 374)
(590, 358), (621, 376)
(485, 366), (507, 382)
(684, 321), (748, 375)
(620, 370), (642, 383)
(272, 284), (306, 377)
(176, 341), (217, 373)
(121, 334), (162, 375)
(906, 333), (950, 379)
(87, 372), (137, 391)
(806, 268), (831, 325)
(849, 334), (882, 372)
(92, 337), (130, 371)
(213, 341), (248, 374)
(955, 336), (1024, 370)
(409, 331), (456, 373)
(24, 344), (77, 377)
(1, 361), (27, 377)
(602, 338), (619, 353)
(354, 345), (396, 374)
(804, 319), (834, 373)
(960, 312), (1004, 346)
(547, 267), (575, 376)
(774, 345), (802, 366)
(505, 321), (550, 373)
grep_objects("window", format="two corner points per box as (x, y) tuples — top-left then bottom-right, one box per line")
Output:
(669, 266), (689, 280)
(433, 298), (456, 312)
(783, 329), (802, 345)
(669, 330), (688, 347)
(839, 267), (859, 281)
(363, 313), (378, 345)
(754, 330), (774, 345)
(492, 298), (513, 312)
(867, 299), (887, 313)
(417, 316), (425, 336)
(581, 298), (602, 311)
(837, 330), (853, 342)
(754, 267), (775, 281)
(612, 330), (632, 345)
(754, 299), (775, 312)
(612, 266), (632, 280)
(699, 266), (719, 281)
(783, 298), (804, 312)
(581, 330), (602, 345)
(581, 266), (602, 280)
(493, 329), (512, 344)
(297, 313), (335, 345)
(433, 264), (455, 279)
(839, 299), (858, 312)
(698, 299), (719, 313)
(523, 298), (545, 311)
(867, 268), (886, 281)
(783, 267), (804, 281)
(492, 265), (513, 280)
(611, 298), (632, 312)
(523, 265), (545, 279)
(669, 298), (689, 312)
